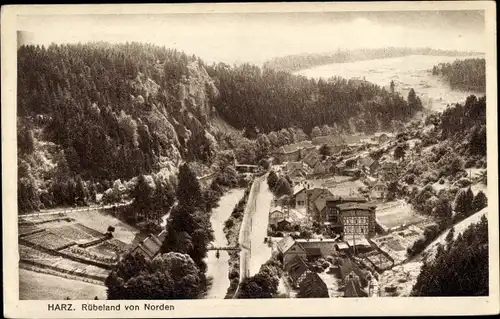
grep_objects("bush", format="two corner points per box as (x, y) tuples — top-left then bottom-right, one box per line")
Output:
(404, 173), (416, 185)
(422, 171), (439, 185)
(454, 178), (472, 188)
(438, 178), (445, 185)
(464, 158), (476, 169)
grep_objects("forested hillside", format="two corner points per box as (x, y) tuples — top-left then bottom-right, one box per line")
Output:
(432, 58), (486, 92)
(17, 42), (424, 213)
(411, 215), (488, 296)
(264, 47), (482, 72)
(208, 63), (422, 134)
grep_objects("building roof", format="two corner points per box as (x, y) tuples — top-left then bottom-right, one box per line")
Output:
(359, 157), (376, 168)
(133, 234), (163, 260)
(285, 255), (310, 283)
(344, 278), (368, 297)
(270, 206), (284, 214)
(293, 187), (306, 196)
(299, 272), (330, 298)
(334, 242), (350, 250)
(275, 141), (314, 154)
(296, 238), (339, 244)
(373, 181), (386, 188)
(336, 202), (376, 211)
(304, 247), (322, 256)
(326, 196), (368, 203)
(277, 235), (298, 254)
(339, 258), (367, 282)
(345, 236), (372, 248)
(286, 161), (303, 171)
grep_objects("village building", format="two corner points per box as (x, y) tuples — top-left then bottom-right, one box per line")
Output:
(324, 198), (376, 236)
(277, 236), (307, 269)
(296, 238), (338, 258)
(298, 271), (330, 298)
(131, 232), (165, 261)
(234, 163), (260, 174)
(359, 157), (380, 176)
(370, 181), (387, 200)
(285, 255), (329, 298)
(293, 187), (307, 208)
(271, 141), (316, 163)
(306, 188), (334, 222)
(379, 160), (399, 180)
(303, 152), (321, 169)
(338, 259), (369, 297)
(276, 218), (293, 231)
(376, 133), (390, 144)
(269, 206), (287, 226)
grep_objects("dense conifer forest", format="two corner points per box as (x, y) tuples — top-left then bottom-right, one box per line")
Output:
(432, 58), (486, 92)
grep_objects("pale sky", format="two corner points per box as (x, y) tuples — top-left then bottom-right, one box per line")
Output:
(17, 11), (486, 65)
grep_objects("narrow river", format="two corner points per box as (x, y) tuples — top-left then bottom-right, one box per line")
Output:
(204, 188), (246, 299)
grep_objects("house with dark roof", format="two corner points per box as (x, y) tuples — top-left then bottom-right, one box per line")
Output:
(338, 258), (369, 297)
(269, 206), (286, 226)
(285, 255), (330, 298)
(277, 236), (307, 269)
(284, 255), (311, 287)
(303, 152), (321, 170)
(131, 233), (163, 260)
(359, 157), (380, 175)
(338, 258), (368, 285)
(306, 188), (334, 222)
(344, 277), (369, 297)
(298, 271), (330, 298)
(296, 238), (337, 259)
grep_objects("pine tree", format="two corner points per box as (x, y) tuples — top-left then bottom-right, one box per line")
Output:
(176, 163), (203, 210)
(472, 190), (487, 212)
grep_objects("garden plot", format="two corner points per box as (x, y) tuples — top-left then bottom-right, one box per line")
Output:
(19, 244), (110, 280)
(19, 268), (106, 300)
(376, 200), (427, 230)
(88, 240), (128, 257)
(23, 231), (75, 250)
(364, 252), (393, 271)
(371, 227), (423, 265)
(52, 224), (98, 243)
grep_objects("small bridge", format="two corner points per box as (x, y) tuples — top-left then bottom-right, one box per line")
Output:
(207, 243), (250, 252)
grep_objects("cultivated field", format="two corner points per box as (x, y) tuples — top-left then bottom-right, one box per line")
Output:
(19, 269), (107, 300)
(376, 200), (428, 230)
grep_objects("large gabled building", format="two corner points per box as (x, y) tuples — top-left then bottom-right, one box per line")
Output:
(324, 198), (377, 237)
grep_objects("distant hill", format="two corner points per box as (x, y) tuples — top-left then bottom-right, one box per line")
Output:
(263, 47), (484, 72)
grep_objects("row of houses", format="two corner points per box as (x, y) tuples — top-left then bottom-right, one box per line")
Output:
(276, 236), (371, 297)
(292, 187), (378, 237)
(277, 236), (329, 298)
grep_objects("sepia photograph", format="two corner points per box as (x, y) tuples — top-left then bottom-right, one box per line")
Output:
(2, 2), (498, 318)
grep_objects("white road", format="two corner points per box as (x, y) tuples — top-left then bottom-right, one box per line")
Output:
(248, 176), (274, 276)
(204, 189), (246, 299)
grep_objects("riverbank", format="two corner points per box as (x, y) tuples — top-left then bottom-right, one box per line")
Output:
(204, 189), (246, 299)
(222, 187), (251, 298)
